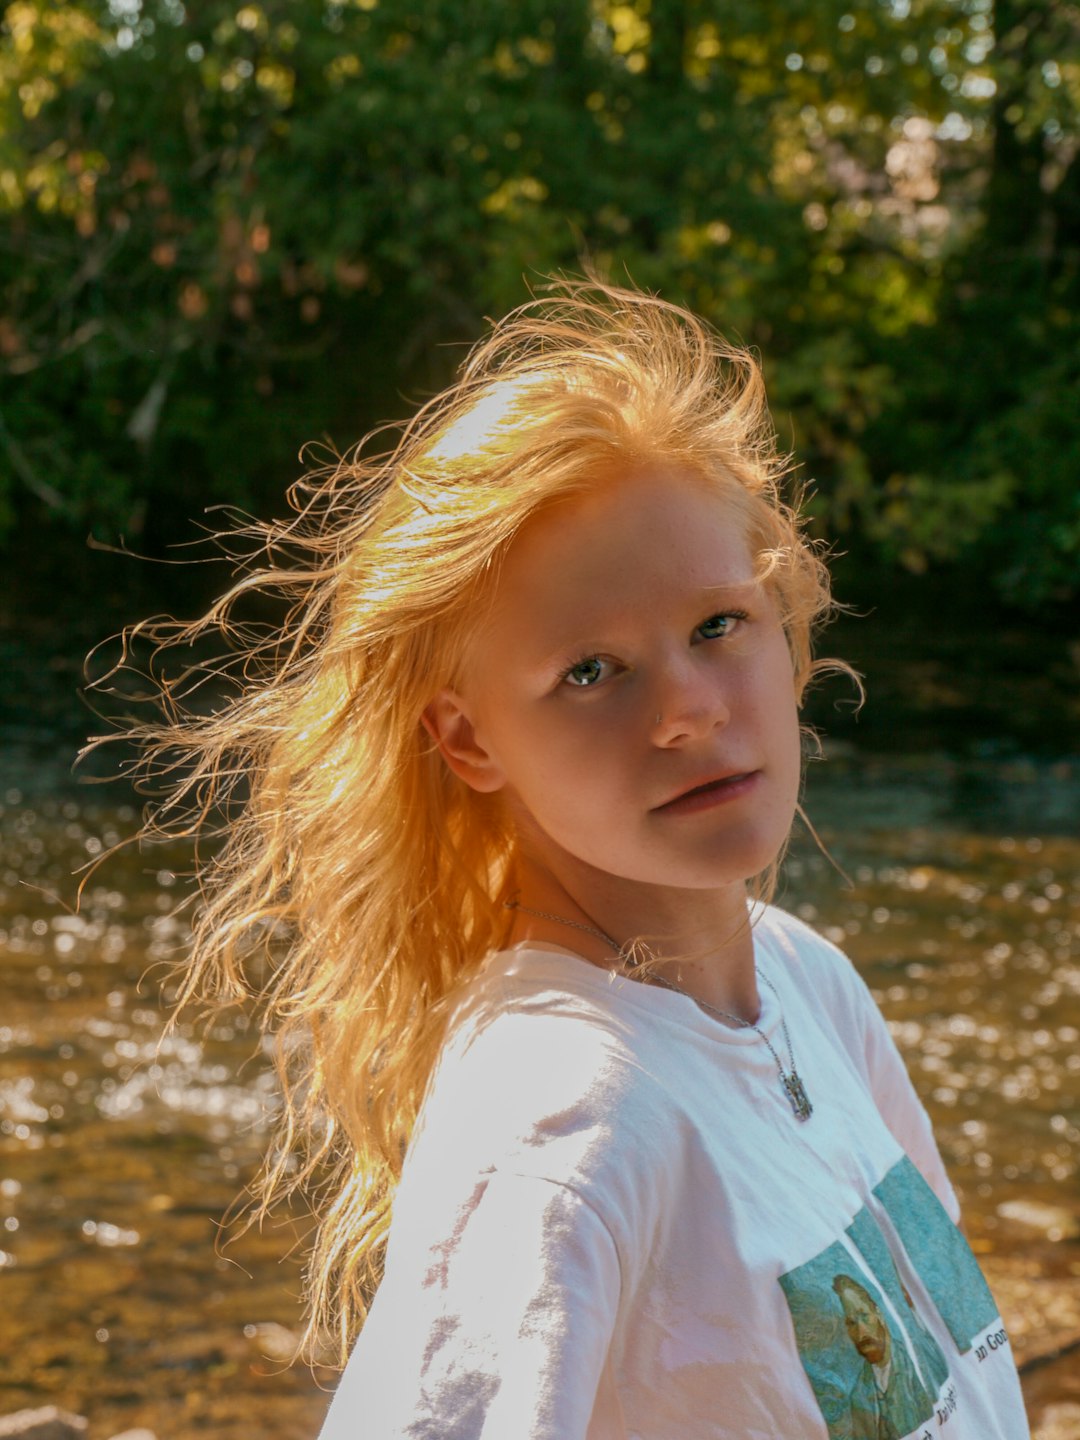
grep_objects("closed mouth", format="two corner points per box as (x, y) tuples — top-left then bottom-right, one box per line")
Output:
(655, 771), (756, 810)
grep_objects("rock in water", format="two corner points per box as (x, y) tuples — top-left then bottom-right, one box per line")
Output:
(996, 1199), (1080, 1242)
(0, 1409), (88, 1440)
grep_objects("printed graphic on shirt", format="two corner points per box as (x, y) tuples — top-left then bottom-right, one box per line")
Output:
(873, 1157), (999, 1354)
(846, 1208), (950, 1397)
(780, 1240), (940, 1440)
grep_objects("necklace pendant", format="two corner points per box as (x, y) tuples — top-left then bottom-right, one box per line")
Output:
(783, 1070), (813, 1121)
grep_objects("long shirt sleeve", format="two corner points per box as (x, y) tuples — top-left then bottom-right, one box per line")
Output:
(318, 1169), (624, 1440)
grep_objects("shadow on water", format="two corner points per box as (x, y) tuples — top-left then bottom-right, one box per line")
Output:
(1, 580), (1078, 1438)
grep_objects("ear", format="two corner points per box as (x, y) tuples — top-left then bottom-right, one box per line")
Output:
(421, 688), (506, 793)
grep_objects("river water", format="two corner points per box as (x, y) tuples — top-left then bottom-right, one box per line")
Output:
(1, 612), (1078, 1439)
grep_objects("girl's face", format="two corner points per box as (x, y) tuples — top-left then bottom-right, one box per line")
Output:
(426, 468), (802, 899)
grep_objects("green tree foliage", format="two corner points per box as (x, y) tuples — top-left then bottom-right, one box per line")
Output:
(1, 0), (1077, 603)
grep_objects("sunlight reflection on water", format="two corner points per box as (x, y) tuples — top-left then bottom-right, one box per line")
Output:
(1, 753), (1078, 1436)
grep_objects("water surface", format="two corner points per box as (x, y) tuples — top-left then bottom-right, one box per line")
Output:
(1, 690), (1078, 1436)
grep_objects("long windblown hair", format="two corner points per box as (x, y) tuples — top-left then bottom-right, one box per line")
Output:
(93, 279), (844, 1363)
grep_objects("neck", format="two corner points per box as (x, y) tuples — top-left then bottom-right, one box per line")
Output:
(508, 853), (762, 1024)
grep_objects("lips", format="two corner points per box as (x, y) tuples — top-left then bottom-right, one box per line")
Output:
(653, 770), (758, 811)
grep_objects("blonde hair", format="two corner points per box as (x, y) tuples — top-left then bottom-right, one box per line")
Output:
(96, 278), (844, 1363)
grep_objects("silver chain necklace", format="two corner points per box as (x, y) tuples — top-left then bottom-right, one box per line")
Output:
(505, 899), (813, 1121)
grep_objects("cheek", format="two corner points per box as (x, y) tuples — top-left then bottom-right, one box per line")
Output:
(743, 652), (800, 760)
(497, 715), (636, 838)
(506, 691), (630, 762)
(523, 724), (627, 801)
(480, 700), (603, 794)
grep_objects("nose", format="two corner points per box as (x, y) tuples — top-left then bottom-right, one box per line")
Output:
(650, 655), (731, 746)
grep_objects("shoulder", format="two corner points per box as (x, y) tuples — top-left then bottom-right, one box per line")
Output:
(401, 950), (684, 1235)
(754, 902), (864, 988)
(753, 899), (842, 959)
(417, 950), (676, 1163)
(753, 902), (883, 1036)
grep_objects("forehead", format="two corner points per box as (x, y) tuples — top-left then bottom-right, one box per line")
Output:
(486, 468), (758, 635)
(841, 1290), (874, 1315)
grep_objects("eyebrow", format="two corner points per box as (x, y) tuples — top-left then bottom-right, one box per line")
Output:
(579, 580), (762, 621)
(696, 581), (759, 599)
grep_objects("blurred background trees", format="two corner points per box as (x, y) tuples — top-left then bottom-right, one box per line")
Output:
(1, 0), (1077, 610)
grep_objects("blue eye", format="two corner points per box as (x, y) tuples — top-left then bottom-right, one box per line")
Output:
(697, 611), (745, 640)
(563, 656), (607, 687)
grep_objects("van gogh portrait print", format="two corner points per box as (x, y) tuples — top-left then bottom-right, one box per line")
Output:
(780, 1158), (1004, 1439)
(780, 1240), (939, 1440)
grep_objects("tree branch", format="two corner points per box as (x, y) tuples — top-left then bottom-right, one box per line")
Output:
(0, 409), (68, 512)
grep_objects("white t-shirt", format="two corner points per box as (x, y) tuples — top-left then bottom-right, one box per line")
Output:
(318, 905), (1029, 1439)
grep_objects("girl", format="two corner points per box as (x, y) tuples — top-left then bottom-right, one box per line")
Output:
(120, 281), (1029, 1438)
